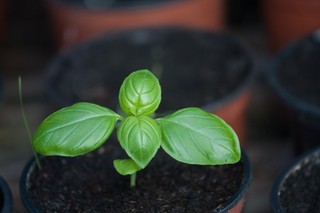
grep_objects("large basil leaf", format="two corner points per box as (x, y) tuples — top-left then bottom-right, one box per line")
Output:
(32, 102), (121, 156)
(158, 108), (241, 165)
(117, 115), (161, 168)
(119, 70), (161, 116)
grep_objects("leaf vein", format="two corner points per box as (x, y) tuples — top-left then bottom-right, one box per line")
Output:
(36, 115), (111, 140)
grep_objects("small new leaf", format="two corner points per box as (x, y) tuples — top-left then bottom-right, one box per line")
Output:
(119, 69), (161, 116)
(114, 159), (142, 175)
(32, 102), (122, 156)
(117, 115), (161, 168)
(158, 108), (241, 165)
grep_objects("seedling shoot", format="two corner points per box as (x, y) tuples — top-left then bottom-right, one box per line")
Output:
(32, 69), (241, 187)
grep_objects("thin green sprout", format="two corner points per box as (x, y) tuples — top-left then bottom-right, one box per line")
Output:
(18, 77), (42, 170)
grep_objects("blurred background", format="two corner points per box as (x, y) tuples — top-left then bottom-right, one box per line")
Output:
(0, 0), (319, 212)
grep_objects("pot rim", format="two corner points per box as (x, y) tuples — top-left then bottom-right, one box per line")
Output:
(270, 145), (320, 212)
(216, 149), (252, 212)
(20, 149), (251, 212)
(20, 157), (42, 213)
(0, 176), (13, 213)
(46, 26), (255, 109)
(46, 0), (187, 10)
(201, 30), (255, 112)
(266, 30), (320, 118)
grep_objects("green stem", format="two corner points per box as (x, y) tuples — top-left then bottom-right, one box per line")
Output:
(18, 77), (42, 170)
(130, 172), (137, 188)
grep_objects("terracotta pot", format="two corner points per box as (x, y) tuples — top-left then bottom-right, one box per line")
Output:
(262, 0), (320, 53)
(0, 176), (12, 213)
(45, 27), (254, 145)
(267, 32), (320, 155)
(270, 146), (320, 212)
(44, 0), (226, 51)
(20, 144), (251, 212)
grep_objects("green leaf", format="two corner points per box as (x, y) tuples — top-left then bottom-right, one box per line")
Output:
(119, 69), (161, 116)
(117, 115), (161, 168)
(32, 102), (122, 156)
(113, 159), (142, 175)
(158, 108), (241, 165)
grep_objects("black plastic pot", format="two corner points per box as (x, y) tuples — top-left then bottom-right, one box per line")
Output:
(270, 146), (320, 212)
(267, 31), (320, 154)
(20, 148), (251, 212)
(0, 176), (12, 213)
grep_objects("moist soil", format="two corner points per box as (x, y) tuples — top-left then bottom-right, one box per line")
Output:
(279, 151), (320, 213)
(47, 27), (252, 112)
(276, 34), (320, 108)
(26, 138), (244, 213)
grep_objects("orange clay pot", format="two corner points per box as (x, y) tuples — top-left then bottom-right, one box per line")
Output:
(262, 0), (320, 53)
(44, 0), (226, 51)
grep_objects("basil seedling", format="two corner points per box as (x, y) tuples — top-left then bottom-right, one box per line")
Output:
(32, 69), (241, 187)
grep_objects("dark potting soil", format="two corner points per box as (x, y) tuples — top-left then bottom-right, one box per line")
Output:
(27, 138), (244, 213)
(276, 34), (320, 108)
(47, 28), (252, 112)
(279, 151), (320, 213)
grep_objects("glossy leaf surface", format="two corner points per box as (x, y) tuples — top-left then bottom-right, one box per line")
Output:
(117, 115), (161, 168)
(158, 108), (241, 165)
(32, 102), (121, 156)
(119, 70), (161, 116)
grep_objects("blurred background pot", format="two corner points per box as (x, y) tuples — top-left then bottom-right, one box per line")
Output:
(270, 146), (320, 212)
(267, 31), (320, 154)
(44, 0), (226, 51)
(45, 27), (254, 145)
(262, 0), (320, 53)
(0, 176), (12, 213)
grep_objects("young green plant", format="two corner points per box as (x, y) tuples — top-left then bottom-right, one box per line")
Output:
(32, 69), (241, 187)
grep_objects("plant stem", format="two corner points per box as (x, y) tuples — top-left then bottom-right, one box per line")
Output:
(130, 172), (137, 188)
(18, 77), (42, 170)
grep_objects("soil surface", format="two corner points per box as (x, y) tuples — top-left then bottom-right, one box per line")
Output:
(279, 151), (320, 213)
(276, 34), (320, 108)
(26, 137), (244, 213)
(47, 27), (252, 112)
